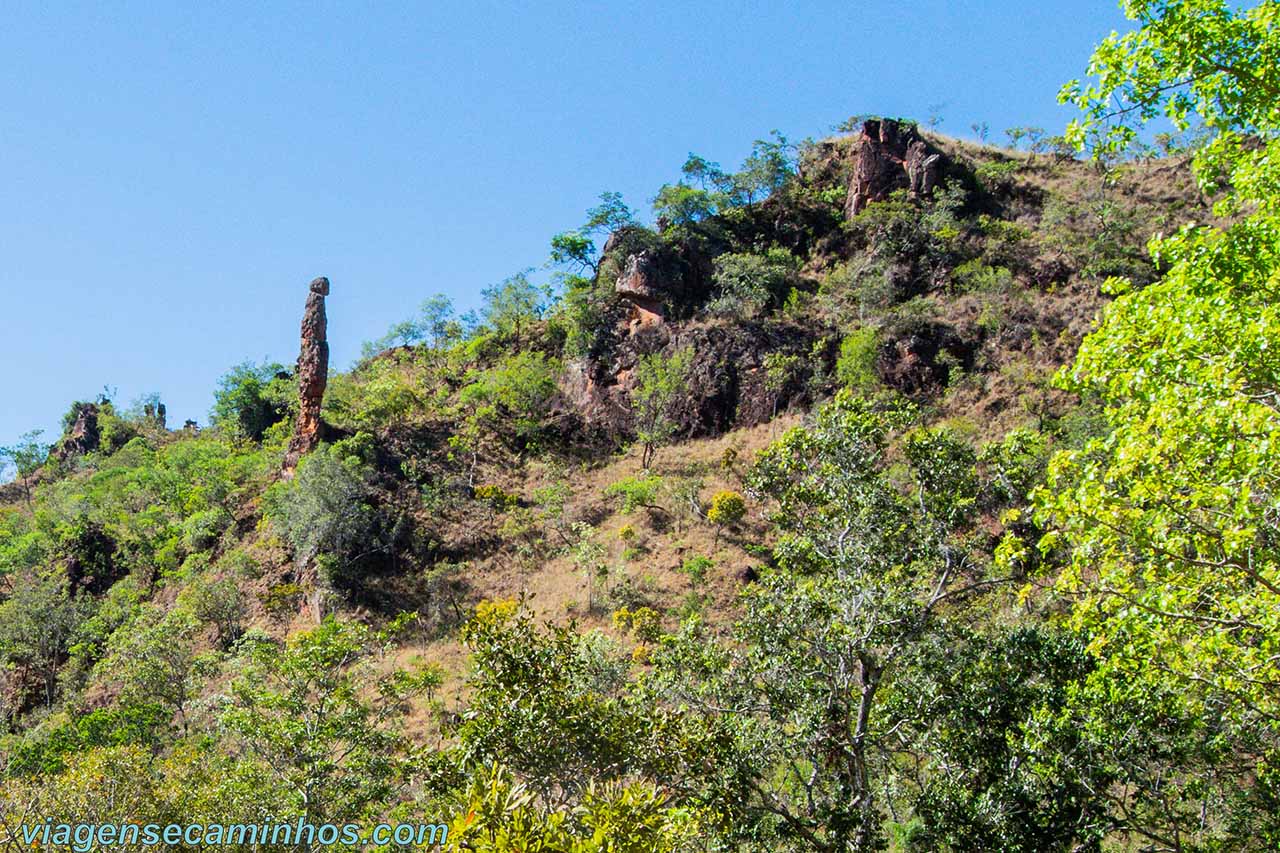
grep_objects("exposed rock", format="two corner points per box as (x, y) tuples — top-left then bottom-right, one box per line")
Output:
(52, 402), (101, 462)
(876, 321), (978, 395)
(615, 251), (667, 332)
(559, 321), (833, 440)
(597, 227), (717, 329)
(846, 119), (945, 217)
(141, 402), (167, 429)
(282, 276), (331, 478)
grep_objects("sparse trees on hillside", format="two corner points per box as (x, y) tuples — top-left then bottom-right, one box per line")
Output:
(481, 271), (551, 341)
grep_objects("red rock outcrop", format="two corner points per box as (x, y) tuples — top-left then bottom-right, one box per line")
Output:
(282, 276), (330, 478)
(615, 251), (667, 332)
(846, 119), (944, 217)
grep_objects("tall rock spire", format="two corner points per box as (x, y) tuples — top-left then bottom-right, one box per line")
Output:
(282, 276), (330, 478)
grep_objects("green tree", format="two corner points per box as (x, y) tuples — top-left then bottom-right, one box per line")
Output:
(217, 616), (438, 828)
(264, 441), (390, 596)
(101, 606), (215, 736)
(0, 570), (92, 708)
(210, 361), (291, 441)
(0, 430), (48, 508)
(733, 131), (797, 203)
(458, 351), (561, 444)
(630, 348), (694, 469)
(1038, 1), (1280, 844)
(482, 271), (551, 340)
(641, 394), (1017, 850)
(458, 602), (664, 802)
(362, 293), (459, 358)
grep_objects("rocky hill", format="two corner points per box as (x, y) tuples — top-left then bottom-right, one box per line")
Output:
(0, 117), (1224, 849)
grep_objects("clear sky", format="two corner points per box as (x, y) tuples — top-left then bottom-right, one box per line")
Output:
(0, 1), (1130, 451)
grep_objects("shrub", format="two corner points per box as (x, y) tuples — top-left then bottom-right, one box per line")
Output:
(707, 490), (747, 546)
(836, 327), (880, 391)
(178, 576), (246, 649)
(679, 554), (713, 584)
(180, 507), (232, 552)
(613, 606), (662, 642)
(707, 490), (747, 526)
(951, 259), (1016, 295)
(264, 446), (387, 595)
(474, 484), (519, 512)
(211, 361), (293, 441)
(605, 475), (663, 513)
(707, 250), (798, 319)
(974, 159), (1021, 193)
(458, 351), (560, 443)
(261, 583), (303, 618)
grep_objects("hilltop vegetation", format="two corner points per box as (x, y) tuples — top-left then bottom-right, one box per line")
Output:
(2, 1), (1279, 850)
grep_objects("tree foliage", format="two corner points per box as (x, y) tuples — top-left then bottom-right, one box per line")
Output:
(1038, 0), (1280, 845)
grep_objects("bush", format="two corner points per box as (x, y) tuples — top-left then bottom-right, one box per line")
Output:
(264, 445), (386, 595)
(836, 327), (880, 391)
(605, 475), (663, 513)
(474, 484), (519, 512)
(613, 606), (662, 642)
(178, 576), (246, 649)
(950, 259), (1016, 295)
(458, 351), (560, 443)
(707, 250), (798, 319)
(211, 361), (292, 441)
(707, 490), (746, 526)
(707, 491), (747, 546)
(974, 159), (1021, 194)
(180, 507), (232, 552)
(679, 554), (713, 584)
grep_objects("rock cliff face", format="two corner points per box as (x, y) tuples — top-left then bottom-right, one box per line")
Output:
(614, 251), (667, 332)
(876, 321), (978, 395)
(560, 320), (831, 442)
(282, 276), (330, 478)
(52, 402), (101, 462)
(846, 118), (944, 217)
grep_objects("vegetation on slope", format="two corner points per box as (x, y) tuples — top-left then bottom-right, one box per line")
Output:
(2, 1), (1278, 849)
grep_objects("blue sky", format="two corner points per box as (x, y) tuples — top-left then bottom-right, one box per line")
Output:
(0, 1), (1130, 451)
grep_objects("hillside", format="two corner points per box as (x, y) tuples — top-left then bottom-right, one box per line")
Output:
(0, 104), (1267, 853)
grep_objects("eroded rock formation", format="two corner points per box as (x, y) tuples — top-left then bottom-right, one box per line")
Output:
(846, 119), (944, 217)
(559, 321), (831, 441)
(282, 276), (330, 478)
(615, 251), (667, 332)
(875, 320), (978, 395)
(52, 402), (101, 462)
